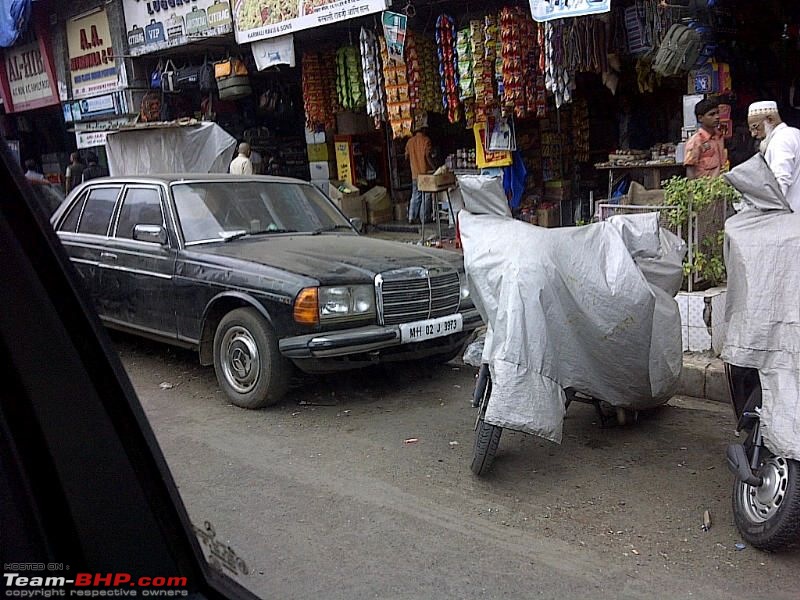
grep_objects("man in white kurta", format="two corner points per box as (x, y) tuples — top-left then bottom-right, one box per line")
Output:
(748, 101), (800, 212)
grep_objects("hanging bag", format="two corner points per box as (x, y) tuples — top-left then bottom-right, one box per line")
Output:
(652, 24), (703, 77)
(176, 62), (203, 89)
(150, 60), (163, 90)
(199, 56), (215, 93)
(214, 57), (251, 101)
(161, 59), (178, 92)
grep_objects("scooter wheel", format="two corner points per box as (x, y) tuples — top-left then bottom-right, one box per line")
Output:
(471, 418), (502, 476)
(732, 454), (800, 551)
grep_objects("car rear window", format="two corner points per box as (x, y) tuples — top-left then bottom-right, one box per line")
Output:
(59, 193), (85, 233)
(77, 187), (121, 236)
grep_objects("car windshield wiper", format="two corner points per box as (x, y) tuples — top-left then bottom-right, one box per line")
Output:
(312, 224), (354, 234)
(220, 228), (297, 242)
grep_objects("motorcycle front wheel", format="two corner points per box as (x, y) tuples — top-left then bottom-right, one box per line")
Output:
(732, 453), (800, 551)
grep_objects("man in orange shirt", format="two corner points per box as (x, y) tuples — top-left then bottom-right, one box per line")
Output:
(405, 124), (435, 223)
(684, 97), (726, 179)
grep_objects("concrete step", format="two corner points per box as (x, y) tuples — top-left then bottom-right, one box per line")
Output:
(678, 353), (728, 403)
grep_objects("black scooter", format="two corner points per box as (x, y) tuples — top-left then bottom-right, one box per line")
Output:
(725, 365), (800, 550)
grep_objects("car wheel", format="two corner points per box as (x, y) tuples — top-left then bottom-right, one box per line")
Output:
(213, 308), (289, 409)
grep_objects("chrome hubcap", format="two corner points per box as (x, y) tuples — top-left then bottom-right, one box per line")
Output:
(221, 326), (260, 394)
(738, 456), (790, 523)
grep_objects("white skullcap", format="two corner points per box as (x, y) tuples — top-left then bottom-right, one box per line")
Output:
(748, 101), (778, 117)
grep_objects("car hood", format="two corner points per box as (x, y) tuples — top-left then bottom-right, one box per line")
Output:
(193, 234), (464, 285)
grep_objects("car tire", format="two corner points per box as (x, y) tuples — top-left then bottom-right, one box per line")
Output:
(732, 453), (800, 551)
(213, 308), (289, 409)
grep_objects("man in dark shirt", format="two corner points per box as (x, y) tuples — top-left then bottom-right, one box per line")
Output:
(81, 153), (108, 183)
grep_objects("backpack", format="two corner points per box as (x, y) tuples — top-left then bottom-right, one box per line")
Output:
(652, 24), (704, 77)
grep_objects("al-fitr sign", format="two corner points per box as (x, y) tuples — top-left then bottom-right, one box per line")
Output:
(123, 0), (233, 56)
(234, 0), (389, 44)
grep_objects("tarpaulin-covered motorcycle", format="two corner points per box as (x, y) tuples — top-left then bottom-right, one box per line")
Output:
(721, 154), (800, 551)
(458, 175), (686, 475)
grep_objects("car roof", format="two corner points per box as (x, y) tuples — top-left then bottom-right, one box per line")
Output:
(80, 174), (311, 186)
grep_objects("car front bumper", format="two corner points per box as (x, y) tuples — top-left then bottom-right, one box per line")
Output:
(278, 308), (484, 359)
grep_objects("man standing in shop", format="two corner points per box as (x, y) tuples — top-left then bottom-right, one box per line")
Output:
(81, 153), (108, 183)
(229, 142), (253, 175)
(748, 100), (800, 212)
(64, 152), (85, 194)
(684, 97), (726, 179)
(405, 118), (435, 223)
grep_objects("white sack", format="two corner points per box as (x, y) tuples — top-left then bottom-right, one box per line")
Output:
(460, 177), (685, 443)
(106, 123), (237, 176)
(723, 154), (800, 459)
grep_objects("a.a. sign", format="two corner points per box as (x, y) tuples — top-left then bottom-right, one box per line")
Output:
(529, 0), (610, 22)
(67, 9), (120, 99)
(123, 0), (233, 56)
(75, 129), (110, 149)
(0, 23), (59, 113)
(234, 0), (390, 44)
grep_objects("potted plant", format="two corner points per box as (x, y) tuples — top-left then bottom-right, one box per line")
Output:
(662, 175), (740, 290)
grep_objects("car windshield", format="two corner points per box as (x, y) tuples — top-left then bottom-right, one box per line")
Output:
(171, 180), (353, 244)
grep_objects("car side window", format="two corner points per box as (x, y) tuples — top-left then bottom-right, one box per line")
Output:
(59, 192), (86, 233)
(115, 187), (164, 240)
(77, 187), (121, 236)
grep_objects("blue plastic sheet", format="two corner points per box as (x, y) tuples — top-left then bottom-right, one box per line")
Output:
(0, 0), (31, 48)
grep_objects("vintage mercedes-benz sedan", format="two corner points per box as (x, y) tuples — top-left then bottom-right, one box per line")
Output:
(51, 175), (481, 408)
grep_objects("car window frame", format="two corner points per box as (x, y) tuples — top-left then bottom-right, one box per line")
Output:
(56, 188), (90, 233)
(74, 184), (124, 238)
(112, 184), (168, 243)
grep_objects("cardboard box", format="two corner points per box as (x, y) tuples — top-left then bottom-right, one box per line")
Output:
(328, 181), (366, 222)
(336, 111), (372, 135)
(363, 186), (392, 225)
(309, 160), (335, 180)
(417, 172), (456, 192)
(305, 128), (326, 144)
(536, 203), (560, 228)
(394, 201), (409, 221)
(307, 143), (329, 162)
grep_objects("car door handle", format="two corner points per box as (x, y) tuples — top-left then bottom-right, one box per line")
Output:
(100, 251), (117, 261)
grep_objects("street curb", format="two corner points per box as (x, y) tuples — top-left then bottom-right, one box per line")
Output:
(678, 354), (728, 403)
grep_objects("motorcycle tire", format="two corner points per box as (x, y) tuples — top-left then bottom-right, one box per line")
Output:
(732, 453), (800, 551)
(471, 417), (502, 476)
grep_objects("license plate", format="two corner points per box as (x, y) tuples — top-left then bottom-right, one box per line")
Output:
(400, 314), (463, 343)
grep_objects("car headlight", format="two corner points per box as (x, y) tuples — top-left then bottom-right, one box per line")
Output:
(294, 285), (376, 325)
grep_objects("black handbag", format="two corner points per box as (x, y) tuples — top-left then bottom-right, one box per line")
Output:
(199, 58), (215, 93)
(176, 63), (203, 89)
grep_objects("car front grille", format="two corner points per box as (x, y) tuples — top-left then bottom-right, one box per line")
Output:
(377, 267), (461, 325)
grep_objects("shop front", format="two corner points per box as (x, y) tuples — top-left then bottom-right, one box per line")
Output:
(0, 10), (67, 182)
(63, 6), (133, 171)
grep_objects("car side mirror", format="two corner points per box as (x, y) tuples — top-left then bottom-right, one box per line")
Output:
(349, 217), (362, 232)
(133, 224), (168, 245)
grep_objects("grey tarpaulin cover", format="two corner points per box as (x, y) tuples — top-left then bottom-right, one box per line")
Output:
(459, 176), (685, 443)
(105, 123), (236, 176)
(723, 154), (800, 460)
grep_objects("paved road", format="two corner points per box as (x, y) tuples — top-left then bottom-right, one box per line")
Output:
(115, 333), (797, 600)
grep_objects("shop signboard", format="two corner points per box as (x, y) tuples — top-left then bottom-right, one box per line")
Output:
(528, 0), (610, 23)
(381, 11), (407, 63)
(67, 9), (121, 100)
(0, 23), (60, 113)
(234, 0), (390, 44)
(75, 129), (110, 149)
(123, 0), (233, 56)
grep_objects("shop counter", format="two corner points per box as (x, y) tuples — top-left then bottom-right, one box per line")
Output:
(594, 161), (686, 201)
